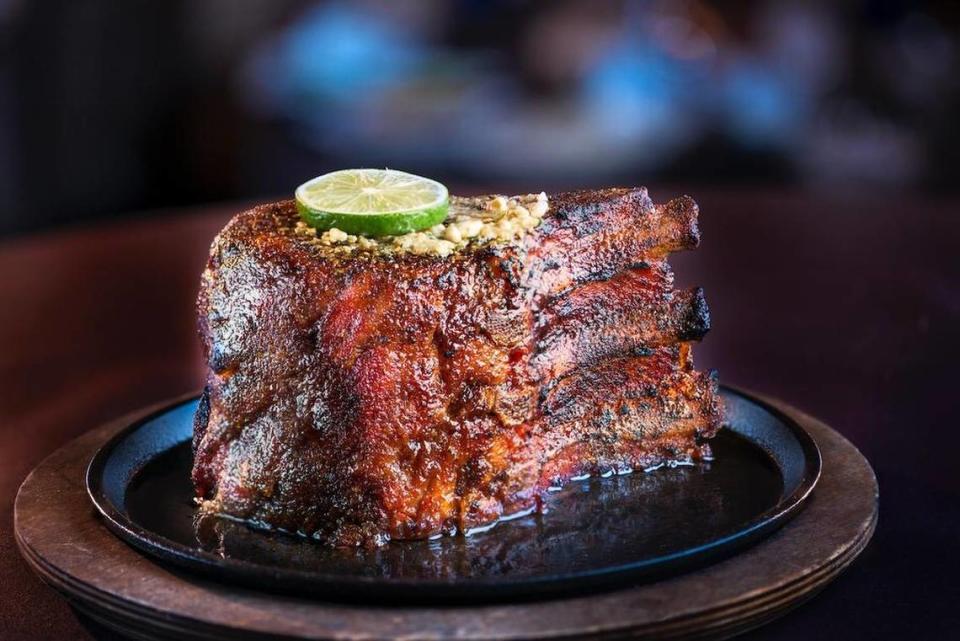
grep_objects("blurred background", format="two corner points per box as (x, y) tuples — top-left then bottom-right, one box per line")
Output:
(1, 0), (958, 235)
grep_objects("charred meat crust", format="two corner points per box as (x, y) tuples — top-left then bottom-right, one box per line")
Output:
(193, 188), (721, 545)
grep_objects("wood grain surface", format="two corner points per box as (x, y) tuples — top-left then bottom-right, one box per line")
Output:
(2, 189), (958, 639)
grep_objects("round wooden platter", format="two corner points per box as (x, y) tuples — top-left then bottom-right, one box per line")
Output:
(15, 391), (877, 641)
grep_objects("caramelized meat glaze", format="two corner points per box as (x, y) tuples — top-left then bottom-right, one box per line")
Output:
(193, 188), (722, 546)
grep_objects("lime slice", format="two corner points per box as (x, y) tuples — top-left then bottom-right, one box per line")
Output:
(295, 169), (449, 237)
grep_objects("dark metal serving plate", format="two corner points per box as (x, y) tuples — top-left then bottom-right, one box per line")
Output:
(86, 387), (820, 602)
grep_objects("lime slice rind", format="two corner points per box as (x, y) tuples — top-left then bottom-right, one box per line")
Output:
(295, 169), (448, 236)
(295, 201), (448, 238)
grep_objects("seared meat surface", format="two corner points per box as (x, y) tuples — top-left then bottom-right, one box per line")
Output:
(193, 188), (721, 546)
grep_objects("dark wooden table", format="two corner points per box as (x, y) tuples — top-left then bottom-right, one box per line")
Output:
(2, 190), (958, 640)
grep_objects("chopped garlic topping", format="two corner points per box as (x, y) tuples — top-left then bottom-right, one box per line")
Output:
(323, 227), (348, 244)
(488, 196), (509, 212)
(443, 225), (462, 243)
(292, 193), (550, 257)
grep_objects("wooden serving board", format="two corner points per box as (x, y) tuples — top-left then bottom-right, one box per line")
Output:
(14, 391), (877, 640)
